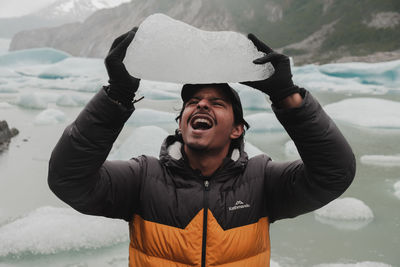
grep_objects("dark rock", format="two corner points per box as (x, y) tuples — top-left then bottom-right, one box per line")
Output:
(0, 120), (19, 152)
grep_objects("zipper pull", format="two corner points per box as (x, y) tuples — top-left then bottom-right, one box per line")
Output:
(204, 180), (210, 191)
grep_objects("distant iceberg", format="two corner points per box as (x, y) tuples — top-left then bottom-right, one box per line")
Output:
(38, 57), (106, 79)
(244, 141), (264, 158)
(324, 98), (400, 129)
(394, 181), (400, 200)
(138, 80), (181, 100)
(293, 60), (400, 94)
(231, 83), (271, 111)
(0, 48), (70, 67)
(126, 108), (176, 126)
(314, 261), (392, 267)
(319, 60), (400, 89)
(244, 112), (284, 132)
(360, 154), (400, 167)
(0, 206), (128, 257)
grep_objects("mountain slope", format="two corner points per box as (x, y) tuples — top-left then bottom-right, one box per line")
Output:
(33, 0), (130, 22)
(0, 0), (129, 38)
(9, 0), (400, 64)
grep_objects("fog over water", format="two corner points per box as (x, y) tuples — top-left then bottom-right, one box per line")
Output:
(0, 39), (399, 266)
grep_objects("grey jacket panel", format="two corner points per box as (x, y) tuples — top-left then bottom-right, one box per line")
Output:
(265, 90), (355, 222)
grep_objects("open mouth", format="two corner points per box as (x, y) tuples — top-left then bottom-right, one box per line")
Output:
(190, 115), (214, 130)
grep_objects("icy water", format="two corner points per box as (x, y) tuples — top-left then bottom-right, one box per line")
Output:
(0, 40), (400, 267)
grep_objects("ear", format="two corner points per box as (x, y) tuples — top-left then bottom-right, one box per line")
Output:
(230, 124), (244, 140)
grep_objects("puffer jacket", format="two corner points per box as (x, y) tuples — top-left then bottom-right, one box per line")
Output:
(48, 87), (356, 267)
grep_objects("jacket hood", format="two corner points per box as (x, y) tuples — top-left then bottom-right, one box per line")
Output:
(159, 133), (248, 179)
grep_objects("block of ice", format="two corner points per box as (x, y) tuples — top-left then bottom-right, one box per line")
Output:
(324, 98), (400, 129)
(109, 126), (168, 160)
(314, 197), (374, 230)
(125, 13), (274, 84)
(0, 206), (128, 257)
(0, 48), (70, 67)
(360, 154), (400, 167)
(34, 108), (67, 125)
(244, 112), (284, 132)
(394, 181), (400, 200)
(314, 262), (392, 267)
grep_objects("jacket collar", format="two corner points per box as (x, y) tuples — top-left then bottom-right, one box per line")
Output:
(159, 134), (248, 178)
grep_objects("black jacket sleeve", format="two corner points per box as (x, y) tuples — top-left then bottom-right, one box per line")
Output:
(48, 87), (143, 221)
(265, 89), (356, 223)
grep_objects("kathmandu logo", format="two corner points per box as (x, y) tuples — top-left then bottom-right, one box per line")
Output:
(228, 200), (251, 211)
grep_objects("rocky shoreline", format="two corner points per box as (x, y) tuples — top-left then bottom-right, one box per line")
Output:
(0, 120), (19, 152)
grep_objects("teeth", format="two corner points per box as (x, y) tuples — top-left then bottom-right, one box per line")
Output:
(193, 118), (211, 126)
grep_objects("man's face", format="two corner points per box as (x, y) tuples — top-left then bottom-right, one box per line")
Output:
(179, 87), (243, 153)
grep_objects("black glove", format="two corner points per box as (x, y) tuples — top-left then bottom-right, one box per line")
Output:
(240, 33), (300, 104)
(104, 27), (140, 107)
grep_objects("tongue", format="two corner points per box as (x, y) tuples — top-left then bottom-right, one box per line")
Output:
(193, 121), (211, 130)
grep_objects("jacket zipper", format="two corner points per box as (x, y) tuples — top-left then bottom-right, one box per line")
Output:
(201, 179), (210, 267)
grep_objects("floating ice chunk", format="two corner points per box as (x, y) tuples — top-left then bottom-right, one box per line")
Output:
(394, 181), (400, 199)
(314, 261), (392, 267)
(138, 88), (180, 100)
(231, 83), (270, 110)
(0, 206), (128, 257)
(324, 98), (400, 129)
(38, 57), (106, 79)
(314, 197), (374, 230)
(34, 108), (66, 125)
(15, 93), (48, 109)
(0, 48), (70, 67)
(270, 260), (281, 267)
(56, 94), (90, 107)
(360, 154), (400, 167)
(109, 126), (168, 160)
(244, 141), (264, 158)
(284, 140), (299, 158)
(319, 60), (400, 89)
(244, 112), (284, 132)
(0, 38), (10, 55)
(292, 60), (400, 94)
(56, 94), (80, 107)
(0, 102), (14, 109)
(0, 67), (20, 78)
(127, 108), (176, 126)
(125, 13), (274, 83)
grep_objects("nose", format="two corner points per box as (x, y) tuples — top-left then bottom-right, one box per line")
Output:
(197, 99), (209, 110)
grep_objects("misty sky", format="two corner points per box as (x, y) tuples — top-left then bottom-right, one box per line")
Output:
(0, 0), (57, 18)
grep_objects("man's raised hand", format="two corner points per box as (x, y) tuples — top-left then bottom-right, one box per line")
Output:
(105, 27), (140, 107)
(241, 33), (300, 105)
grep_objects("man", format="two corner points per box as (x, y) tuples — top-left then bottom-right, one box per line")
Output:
(48, 28), (355, 267)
